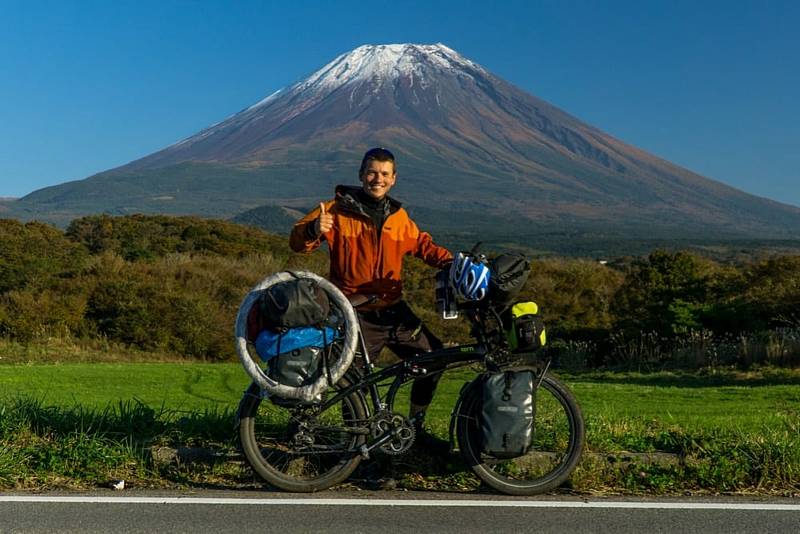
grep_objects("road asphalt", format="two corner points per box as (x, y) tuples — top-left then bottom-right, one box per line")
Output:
(1, 490), (798, 533)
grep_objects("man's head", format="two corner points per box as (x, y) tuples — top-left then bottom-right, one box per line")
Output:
(359, 147), (397, 200)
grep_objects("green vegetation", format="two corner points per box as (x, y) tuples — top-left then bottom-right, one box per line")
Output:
(0, 363), (797, 493)
(0, 363), (248, 410)
(3, 363), (795, 438)
(0, 395), (237, 490)
(2, 214), (800, 369)
(2, 214), (800, 492)
(0, 215), (324, 358)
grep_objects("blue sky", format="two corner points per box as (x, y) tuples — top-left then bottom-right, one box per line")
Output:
(1, 0), (798, 206)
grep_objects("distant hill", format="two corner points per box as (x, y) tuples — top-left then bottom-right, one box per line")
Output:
(7, 43), (800, 250)
(232, 205), (306, 236)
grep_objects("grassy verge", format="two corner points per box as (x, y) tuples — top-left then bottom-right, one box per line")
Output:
(0, 396), (241, 490)
(1, 361), (798, 494)
(572, 369), (800, 494)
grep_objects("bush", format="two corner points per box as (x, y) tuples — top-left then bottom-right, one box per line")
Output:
(526, 258), (623, 337)
(66, 214), (291, 261)
(84, 254), (264, 359)
(0, 289), (88, 341)
(0, 219), (87, 293)
(612, 251), (718, 336)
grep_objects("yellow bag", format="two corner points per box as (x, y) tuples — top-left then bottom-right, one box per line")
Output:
(506, 302), (546, 351)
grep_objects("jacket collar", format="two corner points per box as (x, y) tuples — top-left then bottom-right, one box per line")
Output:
(334, 185), (402, 218)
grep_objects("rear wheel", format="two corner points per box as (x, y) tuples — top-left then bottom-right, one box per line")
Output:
(456, 370), (584, 495)
(238, 375), (368, 492)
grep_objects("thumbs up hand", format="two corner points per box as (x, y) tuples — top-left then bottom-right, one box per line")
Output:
(314, 202), (334, 237)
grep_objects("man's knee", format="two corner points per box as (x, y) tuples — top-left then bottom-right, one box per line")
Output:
(410, 372), (442, 406)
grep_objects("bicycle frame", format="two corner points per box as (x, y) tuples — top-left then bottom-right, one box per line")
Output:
(318, 338), (490, 419)
(314, 299), (532, 420)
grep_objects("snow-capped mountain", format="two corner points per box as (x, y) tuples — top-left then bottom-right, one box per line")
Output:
(14, 43), (800, 242)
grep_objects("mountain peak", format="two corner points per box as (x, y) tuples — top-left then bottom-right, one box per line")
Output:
(304, 43), (484, 87)
(250, 43), (487, 110)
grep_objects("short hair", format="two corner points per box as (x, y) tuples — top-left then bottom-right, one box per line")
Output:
(359, 147), (396, 175)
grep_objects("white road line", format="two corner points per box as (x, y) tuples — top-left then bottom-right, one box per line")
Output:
(0, 497), (798, 510)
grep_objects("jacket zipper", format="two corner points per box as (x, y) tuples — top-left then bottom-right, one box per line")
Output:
(337, 195), (392, 285)
(371, 219), (381, 279)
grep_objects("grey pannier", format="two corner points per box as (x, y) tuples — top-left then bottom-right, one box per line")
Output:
(481, 371), (535, 458)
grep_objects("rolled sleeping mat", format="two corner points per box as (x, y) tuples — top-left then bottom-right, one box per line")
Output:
(234, 271), (358, 403)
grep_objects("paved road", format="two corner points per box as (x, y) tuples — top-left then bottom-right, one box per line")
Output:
(1, 492), (798, 533)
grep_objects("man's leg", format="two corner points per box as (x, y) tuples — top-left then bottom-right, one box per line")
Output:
(389, 323), (444, 422)
(391, 334), (449, 454)
(383, 302), (449, 454)
(360, 301), (446, 430)
(356, 311), (390, 371)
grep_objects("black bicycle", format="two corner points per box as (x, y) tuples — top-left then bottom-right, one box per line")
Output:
(235, 270), (584, 495)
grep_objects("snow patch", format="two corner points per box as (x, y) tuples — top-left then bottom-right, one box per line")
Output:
(247, 89), (283, 111)
(293, 43), (485, 98)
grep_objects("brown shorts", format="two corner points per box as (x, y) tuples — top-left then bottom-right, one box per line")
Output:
(356, 300), (443, 407)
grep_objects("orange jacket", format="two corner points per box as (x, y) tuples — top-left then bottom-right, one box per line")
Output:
(290, 186), (452, 308)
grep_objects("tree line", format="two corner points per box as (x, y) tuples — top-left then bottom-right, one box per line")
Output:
(1, 214), (798, 368)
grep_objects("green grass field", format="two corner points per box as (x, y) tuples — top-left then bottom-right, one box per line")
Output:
(573, 372), (800, 433)
(0, 363), (250, 412)
(1, 362), (798, 493)
(3, 363), (797, 434)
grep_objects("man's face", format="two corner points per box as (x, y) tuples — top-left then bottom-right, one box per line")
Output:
(359, 159), (396, 200)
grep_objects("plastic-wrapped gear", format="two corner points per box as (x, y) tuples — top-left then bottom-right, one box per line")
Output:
(234, 271), (358, 403)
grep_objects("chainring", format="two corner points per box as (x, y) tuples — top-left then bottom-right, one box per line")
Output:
(370, 412), (415, 456)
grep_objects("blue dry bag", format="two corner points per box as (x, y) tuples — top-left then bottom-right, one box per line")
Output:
(254, 326), (339, 362)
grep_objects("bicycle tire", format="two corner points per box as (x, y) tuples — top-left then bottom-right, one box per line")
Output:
(238, 374), (368, 492)
(456, 369), (584, 496)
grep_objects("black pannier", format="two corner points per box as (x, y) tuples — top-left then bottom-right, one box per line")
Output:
(481, 370), (536, 458)
(489, 254), (531, 306)
(259, 276), (330, 330)
(268, 346), (323, 388)
(511, 314), (546, 351)
(266, 345), (325, 407)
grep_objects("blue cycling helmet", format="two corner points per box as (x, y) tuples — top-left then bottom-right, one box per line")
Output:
(449, 252), (490, 301)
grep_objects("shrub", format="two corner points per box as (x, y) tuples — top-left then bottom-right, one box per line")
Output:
(0, 289), (88, 341)
(526, 258), (624, 336)
(0, 219), (88, 293)
(66, 214), (291, 261)
(612, 251), (718, 336)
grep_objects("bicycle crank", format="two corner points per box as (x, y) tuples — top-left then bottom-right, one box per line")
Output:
(367, 412), (415, 456)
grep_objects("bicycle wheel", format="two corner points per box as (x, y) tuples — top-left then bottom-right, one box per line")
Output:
(456, 370), (584, 496)
(238, 374), (368, 492)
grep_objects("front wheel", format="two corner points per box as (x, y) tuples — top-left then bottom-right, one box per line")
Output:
(455, 370), (584, 495)
(238, 375), (368, 492)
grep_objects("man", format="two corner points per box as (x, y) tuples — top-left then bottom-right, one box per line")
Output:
(289, 147), (452, 451)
